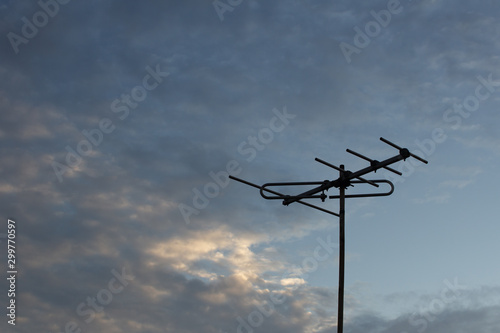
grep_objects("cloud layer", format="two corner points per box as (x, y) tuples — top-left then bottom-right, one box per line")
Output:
(1, 0), (499, 332)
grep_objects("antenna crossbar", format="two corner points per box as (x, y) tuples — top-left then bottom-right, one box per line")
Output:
(281, 138), (427, 206)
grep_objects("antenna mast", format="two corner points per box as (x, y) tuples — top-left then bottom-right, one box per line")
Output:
(230, 137), (428, 333)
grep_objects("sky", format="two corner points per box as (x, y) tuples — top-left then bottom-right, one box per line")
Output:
(1, 0), (500, 332)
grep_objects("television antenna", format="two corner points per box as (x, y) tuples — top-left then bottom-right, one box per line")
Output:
(229, 137), (428, 333)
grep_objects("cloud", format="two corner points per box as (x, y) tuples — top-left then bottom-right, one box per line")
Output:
(339, 285), (500, 333)
(342, 304), (500, 333)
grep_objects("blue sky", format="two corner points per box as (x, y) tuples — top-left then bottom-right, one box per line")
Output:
(1, 0), (500, 332)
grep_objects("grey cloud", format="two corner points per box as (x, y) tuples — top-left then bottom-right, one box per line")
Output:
(342, 305), (500, 333)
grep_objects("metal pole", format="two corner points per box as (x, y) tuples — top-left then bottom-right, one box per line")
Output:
(337, 165), (345, 333)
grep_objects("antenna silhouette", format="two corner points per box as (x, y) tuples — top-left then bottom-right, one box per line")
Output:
(229, 137), (428, 333)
